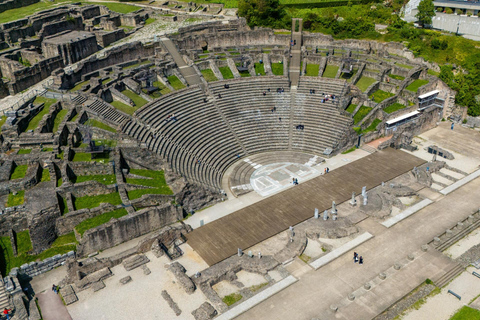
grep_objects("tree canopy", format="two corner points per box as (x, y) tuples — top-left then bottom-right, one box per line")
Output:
(238, 0), (287, 29)
(415, 0), (435, 26)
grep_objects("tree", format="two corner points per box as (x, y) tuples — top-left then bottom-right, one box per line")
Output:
(416, 0), (435, 27)
(238, 0), (286, 29)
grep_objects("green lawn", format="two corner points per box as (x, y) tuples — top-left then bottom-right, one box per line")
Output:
(85, 119), (116, 133)
(238, 69), (250, 77)
(427, 69), (440, 76)
(450, 306), (480, 320)
(406, 79), (429, 92)
(342, 147), (357, 154)
(222, 293), (242, 306)
(102, 78), (111, 85)
(219, 66), (234, 79)
(306, 64), (319, 76)
(340, 69), (357, 82)
(384, 102), (407, 114)
(0, 0), (74, 24)
(355, 76), (376, 92)
(96, 2), (140, 13)
(74, 192), (122, 210)
(52, 232), (77, 247)
(72, 152), (110, 163)
(10, 165), (28, 180)
(52, 109), (68, 132)
(370, 90), (395, 103)
(24, 97), (57, 132)
(60, 196), (68, 215)
(17, 149), (31, 155)
(254, 63), (266, 76)
(126, 169), (173, 200)
(123, 60), (150, 70)
(70, 113), (79, 122)
(167, 75), (186, 90)
(395, 63), (414, 69)
(70, 80), (89, 92)
(322, 65), (339, 78)
(111, 100), (136, 115)
(353, 105), (372, 124)
(345, 104), (357, 114)
(271, 63), (284, 76)
(16, 230), (32, 254)
(121, 90), (148, 108)
(145, 18), (155, 25)
(201, 69), (218, 82)
(152, 81), (171, 95)
(6, 190), (24, 207)
(41, 169), (50, 182)
(389, 74), (405, 81)
(74, 174), (116, 185)
(362, 118), (382, 134)
(75, 208), (128, 236)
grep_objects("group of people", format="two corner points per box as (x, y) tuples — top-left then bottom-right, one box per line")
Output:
(277, 87), (285, 93)
(165, 114), (177, 122)
(324, 167), (330, 174)
(321, 94), (336, 104)
(296, 124), (304, 130)
(270, 107), (277, 113)
(52, 284), (59, 294)
(292, 178), (299, 185)
(353, 252), (364, 264)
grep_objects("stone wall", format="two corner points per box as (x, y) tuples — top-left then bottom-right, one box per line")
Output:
(0, 0), (39, 14)
(12, 250), (75, 278)
(94, 29), (125, 48)
(76, 204), (182, 256)
(29, 205), (60, 253)
(55, 202), (118, 235)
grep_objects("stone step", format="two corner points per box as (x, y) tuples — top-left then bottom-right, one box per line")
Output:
(123, 254), (150, 271)
(433, 263), (464, 288)
(435, 218), (480, 252)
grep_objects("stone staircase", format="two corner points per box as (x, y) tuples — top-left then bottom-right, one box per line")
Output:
(433, 263), (464, 288)
(435, 218), (480, 252)
(361, 144), (377, 154)
(123, 254), (150, 271)
(84, 99), (130, 125)
(0, 276), (11, 310)
(72, 95), (87, 105)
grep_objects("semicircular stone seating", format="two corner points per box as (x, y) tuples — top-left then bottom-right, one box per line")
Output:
(122, 75), (352, 192)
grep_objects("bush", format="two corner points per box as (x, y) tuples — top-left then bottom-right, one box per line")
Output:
(445, 7), (453, 14)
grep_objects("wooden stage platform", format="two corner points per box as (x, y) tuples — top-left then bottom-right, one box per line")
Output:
(186, 148), (425, 266)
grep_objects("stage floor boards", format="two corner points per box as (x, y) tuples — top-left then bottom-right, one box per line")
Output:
(186, 148), (425, 266)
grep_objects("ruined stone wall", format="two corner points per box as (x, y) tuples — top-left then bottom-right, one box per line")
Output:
(55, 202), (118, 235)
(0, 210), (28, 237)
(29, 205), (61, 253)
(15, 250), (75, 278)
(76, 204), (182, 256)
(0, 0), (39, 14)
(94, 29), (125, 48)
(39, 16), (84, 38)
(42, 32), (98, 65)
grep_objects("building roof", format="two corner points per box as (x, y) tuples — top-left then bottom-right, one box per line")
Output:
(386, 111), (420, 125)
(43, 31), (95, 44)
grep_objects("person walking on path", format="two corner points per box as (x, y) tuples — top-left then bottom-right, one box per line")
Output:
(354, 252), (358, 263)
(3, 308), (11, 320)
(52, 284), (58, 294)
(359, 256), (363, 264)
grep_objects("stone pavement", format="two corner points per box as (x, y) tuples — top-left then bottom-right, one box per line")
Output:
(235, 173), (480, 320)
(37, 290), (72, 320)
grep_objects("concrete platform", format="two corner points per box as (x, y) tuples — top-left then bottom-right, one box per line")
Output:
(440, 169), (480, 195)
(381, 199), (434, 228)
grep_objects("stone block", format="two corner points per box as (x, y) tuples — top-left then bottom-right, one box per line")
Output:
(364, 283), (371, 290)
(408, 254), (415, 261)
(191, 302), (217, 320)
(120, 276), (132, 284)
(421, 244), (429, 252)
(379, 272), (387, 280)
(348, 293), (355, 301)
(92, 281), (105, 292)
(394, 263), (401, 270)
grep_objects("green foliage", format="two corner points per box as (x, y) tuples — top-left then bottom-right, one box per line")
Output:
(415, 0), (435, 26)
(254, 63), (266, 75)
(353, 105), (372, 124)
(18, 56), (31, 67)
(24, 97), (56, 132)
(345, 104), (357, 114)
(153, 81), (171, 95)
(450, 306), (480, 320)
(389, 74), (405, 81)
(306, 64), (319, 76)
(17, 149), (31, 154)
(85, 119), (116, 133)
(10, 165), (28, 180)
(201, 69), (218, 82)
(425, 278), (433, 285)
(271, 63), (284, 75)
(168, 75), (186, 90)
(51, 232), (77, 247)
(406, 79), (429, 92)
(126, 169), (173, 200)
(74, 174), (116, 185)
(362, 118), (382, 133)
(238, 0), (287, 29)
(395, 63), (413, 69)
(0, 116), (6, 133)
(7, 191), (25, 207)
(384, 102), (406, 113)
(370, 90), (395, 103)
(299, 253), (311, 263)
(122, 90), (148, 108)
(250, 282), (269, 292)
(95, 2), (140, 13)
(70, 80), (89, 92)
(222, 293), (243, 306)
(53, 109), (68, 132)
(355, 76), (376, 91)
(41, 169), (50, 182)
(322, 65), (338, 78)
(342, 147), (356, 154)
(15, 230), (32, 254)
(60, 196), (68, 215)
(145, 18), (155, 25)
(219, 66), (234, 79)
(445, 7), (453, 14)
(75, 209), (128, 236)
(72, 152), (110, 163)
(74, 192), (122, 210)
(123, 60), (150, 69)
(111, 101), (136, 115)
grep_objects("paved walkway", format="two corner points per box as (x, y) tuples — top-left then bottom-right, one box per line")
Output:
(236, 173), (480, 320)
(37, 290), (72, 320)
(161, 38), (203, 86)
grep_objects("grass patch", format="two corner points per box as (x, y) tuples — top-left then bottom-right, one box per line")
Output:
(41, 169), (50, 182)
(85, 119), (116, 133)
(72, 152), (110, 163)
(370, 90), (395, 103)
(0, 0), (77, 24)
(111, 100), (136, 115)
(250, 282), (269, 292)
(450, 306), (480, 320)
(384, 103), (406, 114)
(274, 31), (290, 34)
(222, 293), (242, 306)
(6, 190), (24, 207)
(219, 66), (234, 79)
(145, 18), (155, 25)
(306, 64), (319, 76)
(238, 69), (250, 77)
(271, 63), (284, 75)
(395, 63), (414, 69)
(70, 80), (89, 92)
(96, 2), (139, 13)
(126, 169), (173, 200)
(24, 97), (57, 132)
(345, 104), (357, 114)
(353, 105), (372, 124)
(15, 230), (32, 254)
(123, 60), (150, 70)
(75, 208), (128, 236)
(342, 147), (356, 154)
(52, 109), (68, 132)
(122, 90), (147, 108)
(389, 74), (405, 81)
(322, 65), (338, 78)
(17, 149), (31, 155)
(60, 197), (68, 215)
(167, 75), (186, 90)
(0, 116), (6, 133)
(70, 113), (79, 122)
(406, 79), (429, 92)
(152, 81), (171, 95)
(362, 118), (382, 134)
(254, 63), (266, 76)
(355, 76), (376, 92)
(74, 174), (115, 185)
(102, 78), (111, 85)
(201, 69), (218, 82)
(299, 253), (311, 263)
(42, 147), (53, 152)
(427, 69), (440, 76)
(74, 192), (122, 210)
(10, 164), (28, 180)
